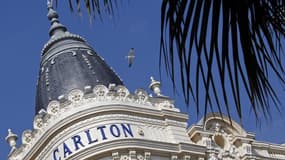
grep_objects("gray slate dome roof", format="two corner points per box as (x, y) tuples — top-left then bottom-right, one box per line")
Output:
(35, 2), (123, 113)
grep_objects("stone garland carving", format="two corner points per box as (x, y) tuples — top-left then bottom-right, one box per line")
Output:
(161, 100), (174, 108)
(94, 85), (109, 100)
(153, 99), (175, 109)
(47, 100), (60, 115)
(33, 115), (44, 130)
(68, 89), (84, 103)
(21, 130), (33, 145)
(116, 85), (130, 101)
(135, 89), (148, 104)
(112, 151), (151, 160)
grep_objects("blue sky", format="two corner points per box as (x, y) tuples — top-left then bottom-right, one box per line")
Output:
(0, 1), (284, 159)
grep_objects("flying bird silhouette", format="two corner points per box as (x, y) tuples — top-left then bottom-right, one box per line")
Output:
(126, 48), (135, 67)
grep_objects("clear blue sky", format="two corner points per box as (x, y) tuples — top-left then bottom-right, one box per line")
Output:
(0, 1), (284, 159)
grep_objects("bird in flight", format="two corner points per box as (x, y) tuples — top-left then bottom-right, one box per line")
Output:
(126, 48), (135, 67)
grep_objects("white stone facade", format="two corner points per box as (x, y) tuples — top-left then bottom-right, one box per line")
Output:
(188, 113), (285, 160)
(6, 84), (285, 160)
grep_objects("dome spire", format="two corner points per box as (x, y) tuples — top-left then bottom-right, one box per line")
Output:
(47, 0), (67, 37)
(36, 0), (123, 113)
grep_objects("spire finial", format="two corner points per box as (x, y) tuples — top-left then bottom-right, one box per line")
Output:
(149, 76), (162, 96)
(6, 129), (18, 153)
(47, 0), (52, 8)
(47, 0), (67, 37)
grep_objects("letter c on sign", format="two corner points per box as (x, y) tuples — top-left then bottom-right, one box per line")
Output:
(53, 148), (61, 160)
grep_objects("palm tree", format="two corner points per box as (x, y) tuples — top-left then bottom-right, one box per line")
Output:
(59, 0), (285, 122)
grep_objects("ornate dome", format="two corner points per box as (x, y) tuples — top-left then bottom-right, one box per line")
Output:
(35, 2), (123, 113)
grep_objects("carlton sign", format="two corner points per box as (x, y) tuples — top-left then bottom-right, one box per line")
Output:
(52, 123), (134, 160)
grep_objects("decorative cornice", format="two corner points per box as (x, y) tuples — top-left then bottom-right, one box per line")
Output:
(61, 139), (205, 160)
(187, 115), (285, 160)
(252, 141), (285, 153)
(7, 84), (182, 159)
